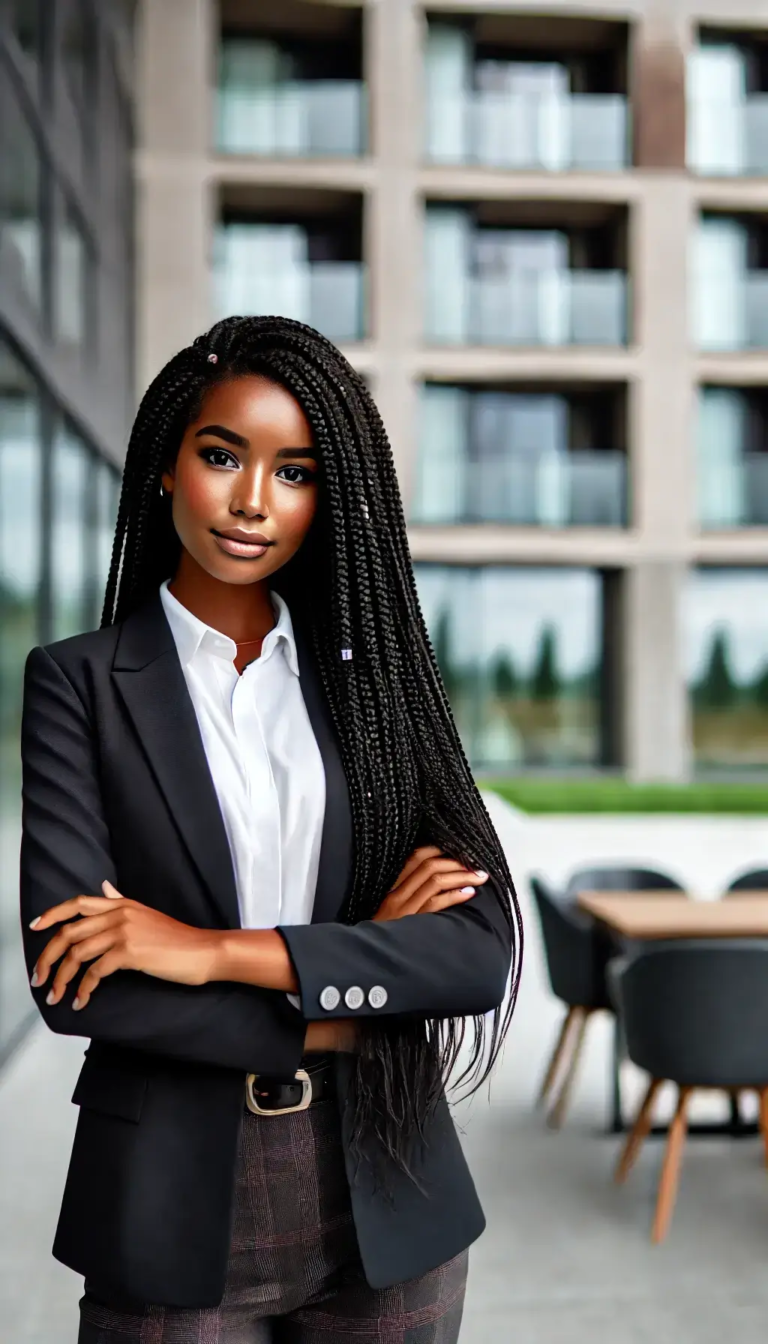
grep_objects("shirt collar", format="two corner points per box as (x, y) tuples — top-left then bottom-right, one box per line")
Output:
(159, 580), (299, 677)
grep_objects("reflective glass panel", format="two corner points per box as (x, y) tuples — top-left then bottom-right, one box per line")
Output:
(0, 339), (42, 1054)
(0, 84), (44, 315)
(95, 457), (120, 604)
(414, 565), (603, 769)
(51, 424), (90, 641)
(686, 568), (768, 771)
(54, 197), (89, 352)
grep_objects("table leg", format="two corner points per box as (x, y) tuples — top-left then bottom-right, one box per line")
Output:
(610, 1015), (624, 1134)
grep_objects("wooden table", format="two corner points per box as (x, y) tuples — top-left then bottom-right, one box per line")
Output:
(576, 890), (768, 1135)
(576, 890), (768, 940)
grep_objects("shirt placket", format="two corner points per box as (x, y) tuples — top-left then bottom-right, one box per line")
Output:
(232, 659), (282, 928)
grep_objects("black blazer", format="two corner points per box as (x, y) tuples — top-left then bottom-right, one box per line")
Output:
(19, 591), (512, 1308)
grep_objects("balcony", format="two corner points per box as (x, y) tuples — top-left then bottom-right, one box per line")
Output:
(425, 91), (628, 171)
(213, 188), (366, 343)
(688, 97), (768, 176)
(694, 275), (768, 351)
(699, 456), (768, 528)
(216, 66), (366, 158)
(216, 2), (366, 158)
(412, 384), (628, 527)
(427, 270), (627, 347)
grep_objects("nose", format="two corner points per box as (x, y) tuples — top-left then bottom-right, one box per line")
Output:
(231, 462), (268, 519)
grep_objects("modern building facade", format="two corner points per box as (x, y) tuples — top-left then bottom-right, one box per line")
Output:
(136, 0), (768, 785)
(0, 0), (135, 1060)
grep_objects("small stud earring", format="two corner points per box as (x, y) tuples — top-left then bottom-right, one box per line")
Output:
(207, 352), (218, 364)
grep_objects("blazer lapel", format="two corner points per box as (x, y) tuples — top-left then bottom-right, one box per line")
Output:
(291, 618), (354, 926)
(112, 594), (241, 930)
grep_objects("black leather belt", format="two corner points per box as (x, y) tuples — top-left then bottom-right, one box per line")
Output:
(245, 1056), (333, 1116)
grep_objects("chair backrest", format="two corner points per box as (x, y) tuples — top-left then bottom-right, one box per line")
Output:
(726, 868), (768, 894)
(612, 939), (768, 1088)
(565, 865), (683, 897)
(530, 875), (609, 1010)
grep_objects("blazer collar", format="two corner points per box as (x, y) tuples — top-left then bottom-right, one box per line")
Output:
(112, 591), (352, 930)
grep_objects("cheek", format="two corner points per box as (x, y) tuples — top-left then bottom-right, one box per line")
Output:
(282, 488), (318, 540)
(175, 462), (224, 520)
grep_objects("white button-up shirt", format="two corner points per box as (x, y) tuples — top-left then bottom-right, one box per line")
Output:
(159, 579), (326, 937)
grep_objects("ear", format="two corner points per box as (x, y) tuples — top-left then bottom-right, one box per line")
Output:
(161, 465), (175, 494)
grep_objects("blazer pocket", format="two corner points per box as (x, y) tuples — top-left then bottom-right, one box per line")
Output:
(71, 1054), (148, 1123)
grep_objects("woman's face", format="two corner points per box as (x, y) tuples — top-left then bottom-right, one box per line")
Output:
(161, 375), (318, 587)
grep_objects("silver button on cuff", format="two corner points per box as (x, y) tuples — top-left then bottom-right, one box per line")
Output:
(344, 986), (365, 1010)
(368, 985), (388, 1009)
(319, 986), (341, 1011)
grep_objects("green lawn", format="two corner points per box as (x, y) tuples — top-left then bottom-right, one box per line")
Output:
(481, 777), (768, 814)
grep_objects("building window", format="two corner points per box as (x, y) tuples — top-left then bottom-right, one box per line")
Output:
(50, 421), (91, 642)
(697, 386), (768, 528)
(687, 32), (768, 176)
(692, 214), (768, 350)
(686, 568), (768, 771)
(414, 564), (607, 770)
(0, 81), (44, 317)
(0, 337), (43, 1056)
(412, 384), (628, 528)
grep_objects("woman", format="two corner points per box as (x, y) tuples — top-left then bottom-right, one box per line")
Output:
(20, 316), (523, 1343)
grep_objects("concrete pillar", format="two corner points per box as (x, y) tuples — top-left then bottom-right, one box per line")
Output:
(135, 0), (214, 393)
(365, 0), (422, 497)
(623, 561), (691, 781)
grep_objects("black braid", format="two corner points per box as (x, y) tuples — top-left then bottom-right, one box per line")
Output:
(101, 316), (524, 1176)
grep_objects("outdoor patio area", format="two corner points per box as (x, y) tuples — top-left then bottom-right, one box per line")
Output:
(3, 793), (768, 1343)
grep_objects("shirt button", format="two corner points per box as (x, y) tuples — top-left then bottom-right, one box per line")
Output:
(368, 986), (388, 1010)
(319, 986), (341, 1012)
(344, 986), (365, 1011)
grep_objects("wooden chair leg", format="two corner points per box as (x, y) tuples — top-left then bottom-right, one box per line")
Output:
(615, 1077), (663, 1185)
(547, 1008), (590, 1130)
(651, 1086), (692, 1245)
(759, 1089), (768, 1168)
(536, 1007), (579, 1108)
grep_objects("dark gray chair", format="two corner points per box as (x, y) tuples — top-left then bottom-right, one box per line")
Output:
(726, 868), (768, 893)
(530, 875), (613, 1128)
(565, 865), (684, 897)
(564, 865), (685, 1130)
(609, 939), (768, 1243)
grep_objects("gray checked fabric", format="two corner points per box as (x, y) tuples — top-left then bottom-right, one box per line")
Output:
(77, 1095), (468, 1343)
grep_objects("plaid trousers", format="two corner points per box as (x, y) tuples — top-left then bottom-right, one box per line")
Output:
(77, 1092), (468, 1343)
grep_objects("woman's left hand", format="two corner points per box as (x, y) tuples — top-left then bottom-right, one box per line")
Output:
(30, 882), (220, 1010)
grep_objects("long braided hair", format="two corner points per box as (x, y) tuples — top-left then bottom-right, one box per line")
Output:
(102, 315), (523, 1175)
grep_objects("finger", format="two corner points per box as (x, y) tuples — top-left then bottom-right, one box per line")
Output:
(388, 846), (444, 892)
(73, 951), (125, 1011)
(102, 880), (124, 899)
(393, 861), (488, 910)
(46, 932), (121, 1005)
(32, 912), (124, 987)
(421, 888), (478, 915)
(30, 895), (120, 932)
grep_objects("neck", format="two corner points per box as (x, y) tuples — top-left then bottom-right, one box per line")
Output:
(168, 552), (276, 643)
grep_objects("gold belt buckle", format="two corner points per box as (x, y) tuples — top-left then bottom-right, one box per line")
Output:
(245, 1069), (312, 1116)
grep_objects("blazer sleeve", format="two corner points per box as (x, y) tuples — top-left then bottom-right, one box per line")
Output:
(19, 645), (306, 1077)
(278, 874), (513, 1021)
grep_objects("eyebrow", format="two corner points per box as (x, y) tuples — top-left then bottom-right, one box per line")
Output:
(194, 425), (316, 459)
(195, 424), (248, 448)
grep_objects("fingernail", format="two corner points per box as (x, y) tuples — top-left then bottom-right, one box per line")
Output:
(73, 998), (81, 1011)
(29, 917), (40, 929)
(460, 886), (475, 894)
(30, 971), (39, 987)
(475, 870), (488, 879)
(46, 990), (56, 1006)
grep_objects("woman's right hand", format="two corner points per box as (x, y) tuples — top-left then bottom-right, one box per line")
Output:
(372, 845), (488, 922)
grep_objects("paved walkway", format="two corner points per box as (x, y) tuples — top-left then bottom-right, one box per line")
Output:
(3, 798), (768, 1342)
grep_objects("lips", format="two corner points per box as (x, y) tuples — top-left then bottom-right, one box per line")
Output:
(211, 529), (274, 559)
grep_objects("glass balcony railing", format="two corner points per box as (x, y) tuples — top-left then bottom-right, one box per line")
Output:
(699, 455), (768, 528)
(213, 261), (366, 343)
(688, 97), (768, 175)
(411, 450), (628, 527)
(426, 271), (627, 346)
(425, 92), (628, 170)
(694, 274), (768, 350)
(216, 80), (367, 157)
